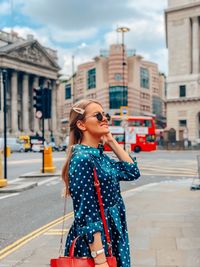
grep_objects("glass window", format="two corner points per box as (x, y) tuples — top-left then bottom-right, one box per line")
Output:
(114, 134), (124, 142)
(179, 85), (186, 97)
(114, 73), (122, 81)
(179, 119), (187, 127)
(140, 67), (149, 89)
(65, 84), (71, 99)
(113, 119), (122, 126)
(87, 68), (96, 89)
(109, 86), (128, 109)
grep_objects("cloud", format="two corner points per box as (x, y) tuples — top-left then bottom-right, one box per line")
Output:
(17, 0), (142, 30)
(3, 0), (168, 75)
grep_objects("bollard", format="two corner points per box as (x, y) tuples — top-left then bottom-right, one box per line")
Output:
(0, 150), (7, 188)
(6, 146), (11, 157)
(42, 146), (56, 173)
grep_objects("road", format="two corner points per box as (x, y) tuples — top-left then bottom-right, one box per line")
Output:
(0, 150), (199, 250)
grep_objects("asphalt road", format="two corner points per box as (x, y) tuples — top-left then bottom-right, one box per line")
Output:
(0, 150), (199, 250)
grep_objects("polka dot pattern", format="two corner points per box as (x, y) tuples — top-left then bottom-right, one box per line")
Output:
(64, 144), (140, 267)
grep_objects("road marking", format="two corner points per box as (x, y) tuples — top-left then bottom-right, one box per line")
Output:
(0, 212), (74, 260)
(7, 157), (66, 165)
(0, 193), (20, 200)
(44, 229), (69, 235)
(37, 176), (60, 186)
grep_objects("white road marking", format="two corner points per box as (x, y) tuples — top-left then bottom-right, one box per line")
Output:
(37, 176), (61, 186)
(0, 193), (20, 200)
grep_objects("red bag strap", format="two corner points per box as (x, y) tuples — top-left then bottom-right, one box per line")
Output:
(93, 168), (112, 256)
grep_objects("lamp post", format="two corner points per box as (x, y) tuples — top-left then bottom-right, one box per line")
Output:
(116, 27), (130, 106)
(116, 27), (130, 150)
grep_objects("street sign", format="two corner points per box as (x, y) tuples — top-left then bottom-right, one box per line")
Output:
(120, 106), (128, 116)
(36, 110), (43, 119)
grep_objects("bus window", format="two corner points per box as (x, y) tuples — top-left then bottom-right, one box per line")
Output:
(128, 120), (143, 127)
(144, 120), (152, 127)
(114, 134), (124, 142)
(113, 120), (122, 126)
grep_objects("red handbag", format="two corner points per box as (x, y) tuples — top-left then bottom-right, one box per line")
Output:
(50, 168), (117, 267)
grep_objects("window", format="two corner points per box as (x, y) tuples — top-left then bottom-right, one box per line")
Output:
(140, 67), (149, 89)
(179, 120), (187, 127)
(109, 86), (128, 109)
(65, 84), (71, 99)
(179, 85), (186, 97)
(114, 73), (122, 81)
(87, 68), (96, 89)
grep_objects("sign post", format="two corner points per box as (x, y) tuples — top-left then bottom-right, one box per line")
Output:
(120, 106), (128, 150)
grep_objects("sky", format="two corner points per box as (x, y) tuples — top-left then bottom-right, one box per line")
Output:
(0, 0), (168, 78)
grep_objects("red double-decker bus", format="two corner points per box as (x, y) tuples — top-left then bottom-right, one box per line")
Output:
(104, 115), (156, 153)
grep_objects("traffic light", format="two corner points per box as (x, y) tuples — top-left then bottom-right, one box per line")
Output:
(43, 88), (51, 119)
(33, 88), (43, 118)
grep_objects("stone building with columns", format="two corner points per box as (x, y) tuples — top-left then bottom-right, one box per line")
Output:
(165, 0), (200, 145)
(0, 30), (60, 142)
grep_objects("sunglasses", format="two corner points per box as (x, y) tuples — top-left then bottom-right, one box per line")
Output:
(85, 112), (110, 122)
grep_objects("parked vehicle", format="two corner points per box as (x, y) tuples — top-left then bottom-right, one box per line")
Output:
(0, 138), (25, 152)
(30, 135), (44, 152)
(18, 135), (31, 152)
(59, 142), (67, 151)
(48, 142), (59, 152)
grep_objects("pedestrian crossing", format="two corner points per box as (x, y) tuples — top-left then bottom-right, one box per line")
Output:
(139, 164), (197, 177)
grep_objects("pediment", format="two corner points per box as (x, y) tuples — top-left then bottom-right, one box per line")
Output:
(6, 40), (59, 70)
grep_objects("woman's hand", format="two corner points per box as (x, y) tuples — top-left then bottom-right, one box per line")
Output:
(101, 132), (115, 146)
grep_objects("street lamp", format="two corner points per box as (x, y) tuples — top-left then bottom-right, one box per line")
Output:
(116, 27), (130, 106)
(116, 27), (130, 150)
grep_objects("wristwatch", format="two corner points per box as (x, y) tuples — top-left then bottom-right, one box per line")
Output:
(91, 248), (105, 258)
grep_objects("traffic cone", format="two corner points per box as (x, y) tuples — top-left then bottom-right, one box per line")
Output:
(0, 150), (7, 188)
(42, 146), (56, 173)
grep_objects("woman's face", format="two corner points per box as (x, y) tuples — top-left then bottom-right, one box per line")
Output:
(77, 103), (110, 137)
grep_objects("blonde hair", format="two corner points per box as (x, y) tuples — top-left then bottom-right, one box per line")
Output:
(62, 99), (102, 197)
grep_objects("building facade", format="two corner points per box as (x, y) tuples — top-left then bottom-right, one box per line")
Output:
(0, 30), (60, 142)
(165, 0), (200, 145)
(59, 44), (165, 135)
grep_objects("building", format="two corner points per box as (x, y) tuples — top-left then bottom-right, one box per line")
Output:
(165, 0), (200, 145)
(0, 30), (60, 142)
(59, 44), (165, 135)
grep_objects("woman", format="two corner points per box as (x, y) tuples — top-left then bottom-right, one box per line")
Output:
(62, 99), (140, 267)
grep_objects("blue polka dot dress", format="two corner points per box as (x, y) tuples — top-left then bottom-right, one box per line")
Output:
(64, 144), (140, 267)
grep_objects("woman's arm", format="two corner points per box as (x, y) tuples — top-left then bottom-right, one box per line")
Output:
(103, 132), (133, 163)
(89, 232), (108, 266)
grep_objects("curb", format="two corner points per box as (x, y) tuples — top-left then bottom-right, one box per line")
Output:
(0, 181), (38, 193)
(19, 172), (61, 178)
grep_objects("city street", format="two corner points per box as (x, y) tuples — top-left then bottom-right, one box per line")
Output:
(0, 149), (199, 252)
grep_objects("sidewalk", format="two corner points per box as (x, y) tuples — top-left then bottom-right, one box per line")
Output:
(0, 179), (199, 267)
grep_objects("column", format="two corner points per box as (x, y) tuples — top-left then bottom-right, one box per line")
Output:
(11, 70), (18, 134)
(192, 16), (199, 73)
(185, 17), (192, 74)
(22, 73), (30, 133)
(0, 72), (3, 133)
(51, 80), (57, 133)
(32, 76), (40, 133)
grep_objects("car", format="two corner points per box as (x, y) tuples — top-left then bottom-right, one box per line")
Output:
(0, 138), (25, 153)
(31, 144), (42, 152)
(48, 142), (59, 152)
(59, 142), (67, 151)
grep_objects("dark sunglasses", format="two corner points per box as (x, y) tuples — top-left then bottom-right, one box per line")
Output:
(86, 112), (110, 122)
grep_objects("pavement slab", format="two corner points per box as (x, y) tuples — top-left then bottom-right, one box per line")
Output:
(0, 179), (200, 267)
